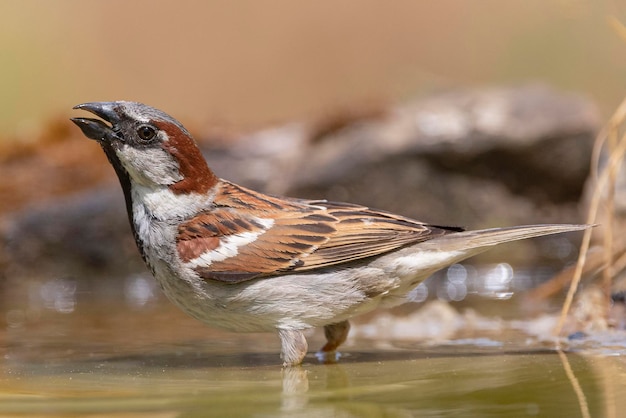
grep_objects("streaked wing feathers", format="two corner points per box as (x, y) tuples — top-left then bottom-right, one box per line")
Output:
(176, 181), (458, 283)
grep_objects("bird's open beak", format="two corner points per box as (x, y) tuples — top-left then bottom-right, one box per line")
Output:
(71, 102), (122, 142)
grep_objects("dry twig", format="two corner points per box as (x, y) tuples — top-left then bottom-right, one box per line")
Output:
(554, 96), (626, 335)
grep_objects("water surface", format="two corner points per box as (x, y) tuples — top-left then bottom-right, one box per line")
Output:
(2, 278), (624, 417)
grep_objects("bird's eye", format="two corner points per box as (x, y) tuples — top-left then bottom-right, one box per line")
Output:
(137, 125), (157, 142)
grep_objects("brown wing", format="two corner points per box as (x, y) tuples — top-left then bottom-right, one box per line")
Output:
(176, 181), (460, 283)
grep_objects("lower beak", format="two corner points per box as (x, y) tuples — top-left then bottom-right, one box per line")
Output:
(71, 117), (113, 141)
(71, 102), (122, 142)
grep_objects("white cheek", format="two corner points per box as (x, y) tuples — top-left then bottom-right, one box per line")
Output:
(117, 145), (182, 186)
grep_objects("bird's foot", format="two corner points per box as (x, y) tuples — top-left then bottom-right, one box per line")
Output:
(317, 320), (351, 364)
(279, 328), (308, 367)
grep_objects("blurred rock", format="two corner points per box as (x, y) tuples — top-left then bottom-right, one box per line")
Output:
(1, 84), (598, 280)
(2, 188), (142, 279)
(350, 300), (464, 344)
(0, 117), (111, 215)
(215, 84), (596, 227)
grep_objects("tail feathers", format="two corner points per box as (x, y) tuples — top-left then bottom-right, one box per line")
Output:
(423, 224), (591, 252)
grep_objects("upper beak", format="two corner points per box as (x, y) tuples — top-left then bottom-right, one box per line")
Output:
(71, 102), (122, 142)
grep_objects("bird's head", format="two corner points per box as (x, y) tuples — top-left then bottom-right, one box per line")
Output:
(72, 101), (217, 194)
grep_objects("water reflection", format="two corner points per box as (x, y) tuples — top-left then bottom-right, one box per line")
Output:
(438, 263), (470, 301)
(5, 309), (25, 329)
(427, 262), (562, 303)
(35, 277), (77, 313)
(406, 282), (428, 303)
(2, 276), (625, 417)
(281, 367), (309, 412)
(2, 234), (610, 416)
(124, 273), (158, 308)
(0, 345), (617, 417)
(21, 260), (570, 321)
(480, 262), (514, 299)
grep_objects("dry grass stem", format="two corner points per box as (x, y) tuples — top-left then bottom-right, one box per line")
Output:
(554, 95), (626, 335)
(557, 350), (591, 418)
(609, 16), (626, 45)
(603, 127), (618, 312)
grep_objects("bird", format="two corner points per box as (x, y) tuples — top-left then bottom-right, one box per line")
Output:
(71, 101), (588, 366)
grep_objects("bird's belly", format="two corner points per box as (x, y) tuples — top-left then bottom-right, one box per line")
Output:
(148, 260), (272, 332)
(150, 260), (390, 333)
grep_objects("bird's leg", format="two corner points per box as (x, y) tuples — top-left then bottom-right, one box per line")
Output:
(319, 320), (351, 362)
(278, 328), (308, 367)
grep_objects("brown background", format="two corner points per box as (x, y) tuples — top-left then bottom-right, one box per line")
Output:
(1, 0), (626, 139)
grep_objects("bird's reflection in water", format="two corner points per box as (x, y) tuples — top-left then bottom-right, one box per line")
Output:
(281, 367), (310, 412)
(280, 359), (354, 415)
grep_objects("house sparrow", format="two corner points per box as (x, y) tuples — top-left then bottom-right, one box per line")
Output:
(71, 101), (587, 366)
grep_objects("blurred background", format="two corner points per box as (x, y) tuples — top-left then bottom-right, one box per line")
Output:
(2, 0), (626, 136)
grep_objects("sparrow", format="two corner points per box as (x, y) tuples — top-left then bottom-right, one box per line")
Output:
(71, 101), (588, 366)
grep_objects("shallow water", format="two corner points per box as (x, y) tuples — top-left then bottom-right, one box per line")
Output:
(2, 276), (626, 418)
(1, 341), (621, 417)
